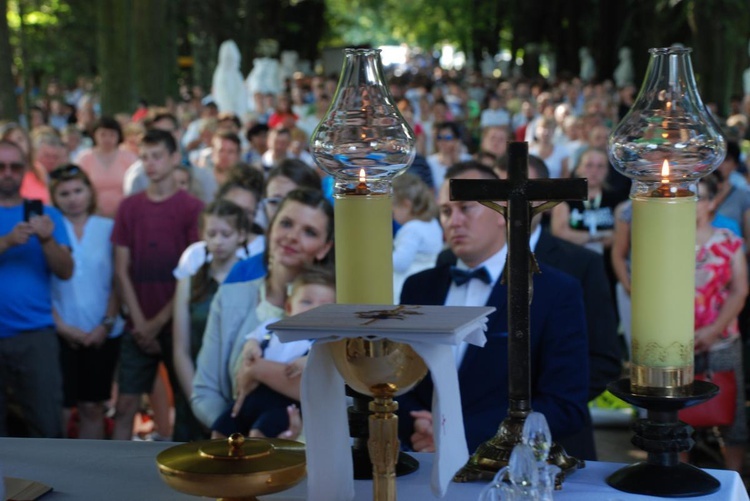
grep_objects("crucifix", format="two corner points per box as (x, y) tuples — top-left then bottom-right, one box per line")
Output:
(449, 142), (588, 483)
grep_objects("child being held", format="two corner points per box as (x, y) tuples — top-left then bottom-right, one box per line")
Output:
(392, 173), (443, 300)
(211, 266), (335, 438)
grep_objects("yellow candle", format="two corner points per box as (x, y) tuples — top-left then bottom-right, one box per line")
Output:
(334, 191), (393, 304)
(630, 193), (695, 394)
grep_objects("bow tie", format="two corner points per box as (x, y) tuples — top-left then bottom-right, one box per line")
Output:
(449, 266), (491, 286)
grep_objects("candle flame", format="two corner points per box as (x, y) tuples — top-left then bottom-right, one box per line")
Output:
(661, 160), (670, 184)
(359, 168), (366, 183)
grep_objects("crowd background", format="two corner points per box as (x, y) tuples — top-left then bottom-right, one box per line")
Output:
(2, 6), (750, 475)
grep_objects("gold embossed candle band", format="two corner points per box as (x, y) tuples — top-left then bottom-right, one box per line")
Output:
(630, 186), (696, 396)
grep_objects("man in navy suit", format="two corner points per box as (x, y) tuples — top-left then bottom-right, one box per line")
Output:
(397, 161), (590, 457)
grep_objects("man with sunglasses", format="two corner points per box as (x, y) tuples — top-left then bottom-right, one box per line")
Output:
(0, 139), (73, 438)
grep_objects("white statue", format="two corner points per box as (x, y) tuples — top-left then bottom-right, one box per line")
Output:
(280, 50), (300, 82)
(614, 46), (635, 88)
(579, 47), (596, 82)
(211, 40), (248, 120)
(245, 57), (283, 112)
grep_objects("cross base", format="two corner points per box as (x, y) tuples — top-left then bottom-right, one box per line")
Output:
(453, 406), (584, 488)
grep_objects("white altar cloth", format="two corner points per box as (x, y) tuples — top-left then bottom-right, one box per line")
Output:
(0, 438), (746, 500)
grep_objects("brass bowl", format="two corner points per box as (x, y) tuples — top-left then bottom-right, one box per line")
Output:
(329, 337), (428, 397)
(156, 434), (305, 500)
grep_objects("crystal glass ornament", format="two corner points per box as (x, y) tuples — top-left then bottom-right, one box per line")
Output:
(608, 46), (726, 197)
(509, 444), (539, 497)
(521, 412), (552, 466)
(477, 466), (512, 501)
(309, 48), (415, 196)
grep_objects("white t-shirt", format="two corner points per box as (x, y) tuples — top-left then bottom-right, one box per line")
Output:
(393, 218), (444, 300)
(244, 318), (311, 363)
(173, 235), (265, 280)
(51, 216), (124, 338)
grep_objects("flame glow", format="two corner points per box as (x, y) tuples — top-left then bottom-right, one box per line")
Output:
(661, 160), (670, 183)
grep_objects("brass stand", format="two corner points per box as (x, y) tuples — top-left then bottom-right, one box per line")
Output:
(368, 395), (399, 501)
(330, 337), (428, 500)
(348, 387), (420, 479)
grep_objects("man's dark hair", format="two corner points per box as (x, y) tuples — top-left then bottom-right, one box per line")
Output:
(267, 159), (322, 193)
(145, 112), (179, 131)
(217, 112), (242, 130)
(435, 121), (461, 139)
(246, 123), (269, 142)
(214, 130), (241, 149)
(141, 128), (177, 154)
(218, 163), (265, 201)
(445, 160), (499, 181)
(726, 140), (741, 166)
(496, 154), (550, 179)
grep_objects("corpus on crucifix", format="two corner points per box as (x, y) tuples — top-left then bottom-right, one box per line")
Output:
(449, 141), (588, 482)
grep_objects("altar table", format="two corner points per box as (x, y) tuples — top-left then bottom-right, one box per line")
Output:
(0, 438), (746, 500)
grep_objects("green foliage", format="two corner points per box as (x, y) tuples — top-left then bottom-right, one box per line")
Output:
(7, 0), (96, 89)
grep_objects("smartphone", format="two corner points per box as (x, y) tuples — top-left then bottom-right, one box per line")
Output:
(23, 199), (43, 222)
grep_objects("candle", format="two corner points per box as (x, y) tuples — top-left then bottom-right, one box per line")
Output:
(334, 173), (394, 304)
(630, 160), (695, 395)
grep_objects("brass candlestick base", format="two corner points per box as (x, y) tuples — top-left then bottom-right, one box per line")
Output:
(330, 337), (428, 500)
(453, 406), (583, 486)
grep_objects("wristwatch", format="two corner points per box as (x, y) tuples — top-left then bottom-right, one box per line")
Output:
(101, 316), (117, 333)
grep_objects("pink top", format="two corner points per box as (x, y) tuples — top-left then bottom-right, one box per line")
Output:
(695, 229), (743, 348)
(77, 148), (138, 218)
(20, 166), (49, 204)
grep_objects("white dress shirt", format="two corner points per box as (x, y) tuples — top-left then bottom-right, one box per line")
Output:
(445, 246), (507, 367)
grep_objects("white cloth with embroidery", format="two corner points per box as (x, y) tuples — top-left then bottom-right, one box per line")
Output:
(269, 304), (493, 501)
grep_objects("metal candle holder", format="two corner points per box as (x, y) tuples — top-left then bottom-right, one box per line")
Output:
(605, 379), (720, 497)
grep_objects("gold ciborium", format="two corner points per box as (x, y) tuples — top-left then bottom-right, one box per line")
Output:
(156, 433), (305, 500)
(329, 337), (428, 501)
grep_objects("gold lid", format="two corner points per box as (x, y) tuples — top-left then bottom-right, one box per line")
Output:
(156, 434), (306, 499)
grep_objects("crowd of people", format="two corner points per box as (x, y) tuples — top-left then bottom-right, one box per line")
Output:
(1, 60), (750, 473)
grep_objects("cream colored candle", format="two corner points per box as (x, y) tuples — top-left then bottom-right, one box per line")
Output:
(334, 192), (394, 304)
(630, 193), (695, 395)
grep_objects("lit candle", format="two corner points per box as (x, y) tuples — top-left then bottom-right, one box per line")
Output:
(630, 160), (696, 395)
(334, 169), (394, 304)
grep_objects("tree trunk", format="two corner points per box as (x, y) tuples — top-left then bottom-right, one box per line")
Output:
(133, 0), (172, 107)
(98, 0), (134, 115)
(0, 0), (19, 121)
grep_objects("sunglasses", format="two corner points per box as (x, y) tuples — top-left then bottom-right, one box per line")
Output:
(50, 165), (83, 180)
(437, 134), (456, 141)
(0, 162), (25, 173)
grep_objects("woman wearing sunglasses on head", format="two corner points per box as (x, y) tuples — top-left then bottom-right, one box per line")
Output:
(48, 164), (123, 439)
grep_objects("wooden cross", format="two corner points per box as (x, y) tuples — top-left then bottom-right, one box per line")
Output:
(450, 141), (587, 413)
